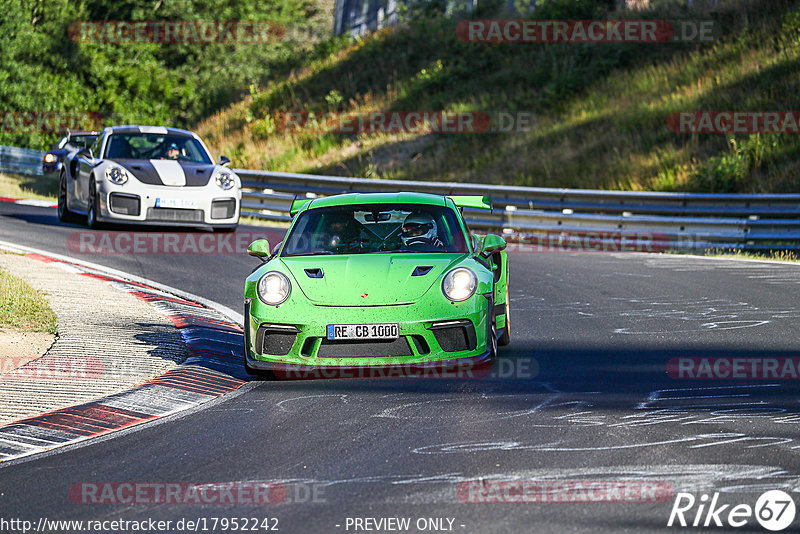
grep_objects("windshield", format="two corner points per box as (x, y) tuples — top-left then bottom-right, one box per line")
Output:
(103, 133), (212, 164)
(282, 204), (469, 256)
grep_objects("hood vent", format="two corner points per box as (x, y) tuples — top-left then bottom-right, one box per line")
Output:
(304, 268), (324, 279)
(411, 266), (433, 276)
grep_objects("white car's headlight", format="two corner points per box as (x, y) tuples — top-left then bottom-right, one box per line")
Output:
(257, 271), (291, 305)
(442, 267), (477, 302)
(105, 166), (128, 185)
(215, 171), (235, 190)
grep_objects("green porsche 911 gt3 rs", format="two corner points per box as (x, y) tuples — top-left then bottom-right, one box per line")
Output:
(244, 192), (510, 377)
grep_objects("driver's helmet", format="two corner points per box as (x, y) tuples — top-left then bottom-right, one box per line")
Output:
(166, 143), (180, 157)
(401, 211), (437, 245)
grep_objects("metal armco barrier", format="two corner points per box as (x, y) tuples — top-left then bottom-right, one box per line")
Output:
(235, 168), (800, 251)
(0, 145), (44, 176)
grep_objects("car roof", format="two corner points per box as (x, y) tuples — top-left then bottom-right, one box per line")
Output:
(307, 192), (448, 210)
(104, 125), (198, 137)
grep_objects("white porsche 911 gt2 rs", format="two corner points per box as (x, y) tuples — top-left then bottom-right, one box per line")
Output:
(58, 125), (241, 231)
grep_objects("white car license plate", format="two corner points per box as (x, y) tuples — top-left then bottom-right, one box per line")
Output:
(155, 198), (198, 209)
(327, 323), (399, 340)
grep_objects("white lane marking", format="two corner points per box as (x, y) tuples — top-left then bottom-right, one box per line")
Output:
(150, 159), (186, 186)
(14, 199), (57, 208)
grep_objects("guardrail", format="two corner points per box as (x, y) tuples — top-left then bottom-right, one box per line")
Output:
(235, 168), (800, 251)
(0, 145), (44, 176)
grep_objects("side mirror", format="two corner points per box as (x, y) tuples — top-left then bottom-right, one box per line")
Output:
(248, 239), (271, 261)
(77, 147), (93, 160)
(218, 155), (231, 167)
(481, 234), (507, 256)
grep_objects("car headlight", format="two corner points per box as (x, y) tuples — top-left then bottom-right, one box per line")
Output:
(44, 153), (57, 163)
(105, 166), (128, 185)
(257, 271), (291, 305)
(442, 267), (477, 302)
(215, 172), (235, 190)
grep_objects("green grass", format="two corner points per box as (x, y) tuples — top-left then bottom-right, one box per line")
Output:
(0, 173), (57, 201)
(0, 265), (58, 334)
(198, 0), (800, 193)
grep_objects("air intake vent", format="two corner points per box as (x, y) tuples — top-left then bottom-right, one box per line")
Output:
(412, 266), (433, 276)
(304, 268), (323, 278)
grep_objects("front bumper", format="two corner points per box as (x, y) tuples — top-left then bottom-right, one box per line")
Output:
(245, 293), (493, 371)
(96, 182), (240, 227)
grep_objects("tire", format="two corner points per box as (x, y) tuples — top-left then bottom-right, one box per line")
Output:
(489, 320), (498, 361)
(487, 297), (498, 361)
(57, 171), (80, 223)
(498, 284), (511, 346)
(86, 178), (103, 229)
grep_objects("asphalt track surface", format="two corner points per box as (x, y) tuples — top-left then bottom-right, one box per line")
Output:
(2, 200), (800, 533)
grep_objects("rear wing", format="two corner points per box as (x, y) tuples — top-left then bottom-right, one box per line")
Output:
(448, 195), (492, 211)
(289, 196), (313, 216)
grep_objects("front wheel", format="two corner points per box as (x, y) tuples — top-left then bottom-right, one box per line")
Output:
(86, 178), (103, 229)
(498, 284), (511, 346)
(58, 171), (80, 223)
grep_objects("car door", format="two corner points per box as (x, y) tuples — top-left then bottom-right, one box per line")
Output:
(75, 134), (104, 211)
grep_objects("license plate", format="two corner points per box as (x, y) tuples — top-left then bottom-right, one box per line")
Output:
(155, 198), (198, 209)
(327, 323), (399, 340)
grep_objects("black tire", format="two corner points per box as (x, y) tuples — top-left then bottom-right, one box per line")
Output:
(489, 320), (498, 361)
(86, 178), (103, 229)
(57, 171), (80, 223)
(498, 284), (511, 346)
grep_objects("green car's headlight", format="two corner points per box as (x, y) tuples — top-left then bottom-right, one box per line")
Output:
(442, 267), (477, 302)
(214, 171), (235, 190)
(105, 166), (128, 185)
(257, 271), (291, 305)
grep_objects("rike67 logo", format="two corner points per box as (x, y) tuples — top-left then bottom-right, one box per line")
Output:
(668, 490), (796, 531)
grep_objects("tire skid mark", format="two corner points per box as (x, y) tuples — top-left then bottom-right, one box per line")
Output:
(0, 253), (247, 463)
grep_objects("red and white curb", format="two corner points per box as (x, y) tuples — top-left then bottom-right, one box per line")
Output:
(0, 196), (57, 208)
(0, 247), (248, 463)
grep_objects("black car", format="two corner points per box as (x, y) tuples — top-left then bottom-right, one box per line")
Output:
(42, 131), (99, 175)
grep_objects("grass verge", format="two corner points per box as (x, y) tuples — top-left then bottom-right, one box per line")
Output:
(0, 264), (58, 334)
(0, 173), (58, 202)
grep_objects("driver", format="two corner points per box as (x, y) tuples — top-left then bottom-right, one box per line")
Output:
(401, 211), (444, 249)
(163, 142), (180, 160)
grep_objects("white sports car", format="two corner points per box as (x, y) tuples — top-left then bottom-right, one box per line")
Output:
(58, 125), (241, 231)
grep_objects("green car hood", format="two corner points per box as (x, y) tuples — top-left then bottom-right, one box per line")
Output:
(280, 253), (467, 306)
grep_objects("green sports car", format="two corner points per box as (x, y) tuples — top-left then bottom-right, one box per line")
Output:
(244, 192), (510, 378)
